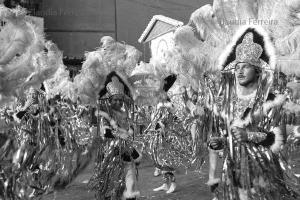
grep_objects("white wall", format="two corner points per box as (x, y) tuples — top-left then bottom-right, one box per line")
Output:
(150, 31), (175, 62)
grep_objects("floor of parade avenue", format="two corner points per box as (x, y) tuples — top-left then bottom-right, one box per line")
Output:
(41, 152), (300, 200)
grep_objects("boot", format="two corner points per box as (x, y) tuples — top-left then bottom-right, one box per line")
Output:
(206, 149), (221, 186)
(166, 182), (176, 194)
(153, 183), (169, 192)
(122, 162), (140, 200)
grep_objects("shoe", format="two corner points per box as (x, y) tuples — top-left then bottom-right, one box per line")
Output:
(153, 183), (169, 192)
(153, 168), (161, 177)
(82, 179), (89, 184)
(206, 178), (220, 186)
(166, 182), (176, 194)
(122, 190), (140, 199)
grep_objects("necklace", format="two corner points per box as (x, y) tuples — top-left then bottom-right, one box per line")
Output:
(233, 87), (257, 120)
(236, 86), (257, 101)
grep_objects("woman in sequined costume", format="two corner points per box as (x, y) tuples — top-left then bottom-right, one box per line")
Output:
(207, 26), (300, 200)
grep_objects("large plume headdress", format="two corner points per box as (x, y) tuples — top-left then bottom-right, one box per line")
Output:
(130, 58), (179, 106)
(72, 36), (141, 105)
(0, 5), (60, 107)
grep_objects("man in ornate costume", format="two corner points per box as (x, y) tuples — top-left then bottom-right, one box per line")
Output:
(207, 26), (299, 200)
(89, 71), (141, 200)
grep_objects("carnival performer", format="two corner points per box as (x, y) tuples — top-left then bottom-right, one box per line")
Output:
(145, 74), (204, 194)
(0, 3), (62, 198)
(144, 74), (178, 194)
(207, 26), (299, 200)
(89, 72), (142, 200)
(0, 4), (82, 198)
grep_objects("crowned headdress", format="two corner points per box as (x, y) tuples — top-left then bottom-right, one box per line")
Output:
(106, 76), (125, 97)
(234, 32), (263, 67)
(99, 71), (133, 102)
(219, 26), (276, 72)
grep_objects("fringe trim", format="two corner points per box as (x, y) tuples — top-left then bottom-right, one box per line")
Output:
(283, 101), (300, 114)
(231, 94), (287, 128)
(229, 94), (285, 153)
(262, 94), (287, 114)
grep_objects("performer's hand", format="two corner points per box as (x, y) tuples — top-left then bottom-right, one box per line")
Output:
(119, 133), (129, 139)
(209, 137), (224, 150)
(110, 119), (118, 129)
(294, 126), (300, 138)
(232, 127), (248, 142)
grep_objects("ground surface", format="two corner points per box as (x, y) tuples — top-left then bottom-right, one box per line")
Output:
(41, 153), (300, 200)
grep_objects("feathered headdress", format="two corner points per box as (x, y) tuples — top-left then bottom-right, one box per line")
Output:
(0, 6), (59, 107)
(71, 36), (141, 105)
(130, 59), (180, 106)
(219, 25), (276, 72)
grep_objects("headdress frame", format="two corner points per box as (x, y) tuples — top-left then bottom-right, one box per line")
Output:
(218, 25), (276, 72)
(98, 71), (134, 103)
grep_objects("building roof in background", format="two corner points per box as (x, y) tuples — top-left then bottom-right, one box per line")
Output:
(138, 15), (183, 43)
